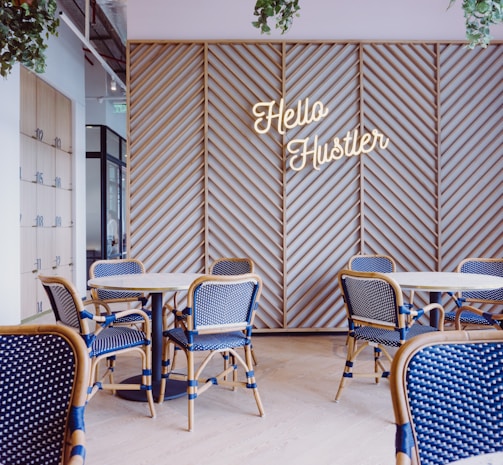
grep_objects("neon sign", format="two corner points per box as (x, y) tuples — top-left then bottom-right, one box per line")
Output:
(252, 98), (390, 171)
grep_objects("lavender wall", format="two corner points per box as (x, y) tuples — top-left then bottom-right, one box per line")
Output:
(128, 0), (502, 42)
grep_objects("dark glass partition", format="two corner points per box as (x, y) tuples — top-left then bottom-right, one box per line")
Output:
(86, 125), (127, 274)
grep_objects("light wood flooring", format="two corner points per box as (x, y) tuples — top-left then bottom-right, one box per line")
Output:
(84, 333), (396, 465)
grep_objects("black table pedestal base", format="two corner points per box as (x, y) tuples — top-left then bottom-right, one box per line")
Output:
(116, 375), (186, 402)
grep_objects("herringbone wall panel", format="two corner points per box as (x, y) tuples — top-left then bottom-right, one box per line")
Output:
(128, 41), (502, 331)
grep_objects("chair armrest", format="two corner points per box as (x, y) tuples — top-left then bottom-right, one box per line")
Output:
(82, 300), (151, 335)
(410, 303), (445, 330)
(82, 298), (112, 316)
(454, 305), (503, 330)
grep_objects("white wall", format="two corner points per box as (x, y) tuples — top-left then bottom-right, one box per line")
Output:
(128, 0), (502, 41)
(0, 67), (21, 325)
(0, 14), (88, 324)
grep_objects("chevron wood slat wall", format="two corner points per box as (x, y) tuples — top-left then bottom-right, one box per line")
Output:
(127, 40), (503, 331)
(206, 43), (284, 329)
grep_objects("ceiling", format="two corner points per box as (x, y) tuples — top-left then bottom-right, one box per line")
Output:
(59, 0), (127, 85)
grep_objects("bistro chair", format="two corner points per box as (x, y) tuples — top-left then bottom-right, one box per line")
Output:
(209, 257), (255, 275)
(171, 257), (258, 366)
(89, 258), (152, 328)
(159, 274), (265, 431)
(335, 269), (443, 401)
(39, 274), (156, 418)
(390, 330), (503, 465)
(348, 254), (396, 273)
(444, 258), (503, 330)
(348, 253), (415, 307)
(0, 324), (90, 465)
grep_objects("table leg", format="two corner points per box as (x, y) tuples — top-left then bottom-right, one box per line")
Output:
(429, 291), (442, 328)
(117, 291), (186, 402)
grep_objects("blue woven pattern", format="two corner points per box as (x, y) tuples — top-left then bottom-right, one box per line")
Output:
(211, 260), (252, 276)
(344, 276), (397, 324)
(166, 327), (248, 350)
(93, 261), (145, 301)
(90, 326), (148, 357)
(110, 311), (152, 324)
(460, 260), (503, 302)
(350, 256), (394, 273)
(46, 283), (81, 329)
(406, 342), (503, 465)
(193, 281), (255, 328)
(355, 323), (436, 347)
(0, 334), (77, 465)
(444, 310), (492, 325)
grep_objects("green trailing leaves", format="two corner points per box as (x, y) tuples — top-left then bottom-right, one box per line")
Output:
(0, 0), (60, 77)
(449, 0), (503, 48)
(252, 0), (502, 48)
(252, 0), (300, 34)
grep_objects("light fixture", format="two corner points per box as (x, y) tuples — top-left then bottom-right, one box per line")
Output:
(110, 79), (117, 92)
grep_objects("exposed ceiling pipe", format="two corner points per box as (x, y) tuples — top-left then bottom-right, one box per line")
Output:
(59, 10), (126, 91)
(85, 0), (90, 41)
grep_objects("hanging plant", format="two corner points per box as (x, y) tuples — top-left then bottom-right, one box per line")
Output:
(450, 0), (503, 48)
(0, 0), (60, 78)
(252, 0), (300, 34)
(252, 0), (503, 49)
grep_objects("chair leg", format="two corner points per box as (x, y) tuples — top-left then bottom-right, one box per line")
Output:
(335, 336), (369, 402)
(187, 351), (195, 432)
(143, 345), (156, 418)
(244, 345), (265, 417)
(374, 347), (381, 383)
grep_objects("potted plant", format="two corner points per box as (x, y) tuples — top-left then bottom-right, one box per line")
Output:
(0, 0), (60, 78)
(252, 0), (503, 48)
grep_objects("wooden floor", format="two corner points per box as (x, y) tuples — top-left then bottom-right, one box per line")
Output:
(84, 333), (396, 465)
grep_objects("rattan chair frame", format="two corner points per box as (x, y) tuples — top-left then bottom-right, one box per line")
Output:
(39, 274), (156, 418)
(445, 258), (503, 330)
(171, 257), (258, 367)
(335, 269), (444, 402)
(390, 330), (503, 465)
(159, 273), (264, 431)
(0, 324), (90, 465)
(89, 258), (152, 328)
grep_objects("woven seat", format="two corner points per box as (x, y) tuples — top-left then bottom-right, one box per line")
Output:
(390, 330), (503, 465)
(89, 259), (153, 327)
(335, 269), (444, 401)
(39, 274), (156, 418)
(159, 273), (264, 431)
(444, 258), (503, 330)
(0, 324), (90, 465)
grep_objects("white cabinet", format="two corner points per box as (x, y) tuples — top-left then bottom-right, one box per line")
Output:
(20, 67), (73, 320)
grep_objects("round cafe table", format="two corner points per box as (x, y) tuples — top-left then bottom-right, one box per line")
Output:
(88, 272), (202, 401)
(387, 272), (503, 328)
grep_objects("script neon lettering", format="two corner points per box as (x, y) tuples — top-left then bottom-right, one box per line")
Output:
(287, 129), (390, 171)
(253, 98), (329, 135)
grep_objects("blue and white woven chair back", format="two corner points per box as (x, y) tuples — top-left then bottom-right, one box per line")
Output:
(42, 281), (81, 330)
(391, 330), (503, 465)
(0, 325), (89, 465)
(342, 274), (398, 325)
(348, 254), (396, 273)
(192, 276), (260, 330)
(459, 258), (503, 302)
(210, 258), (254, 276)
(90, 259), (145, 301)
